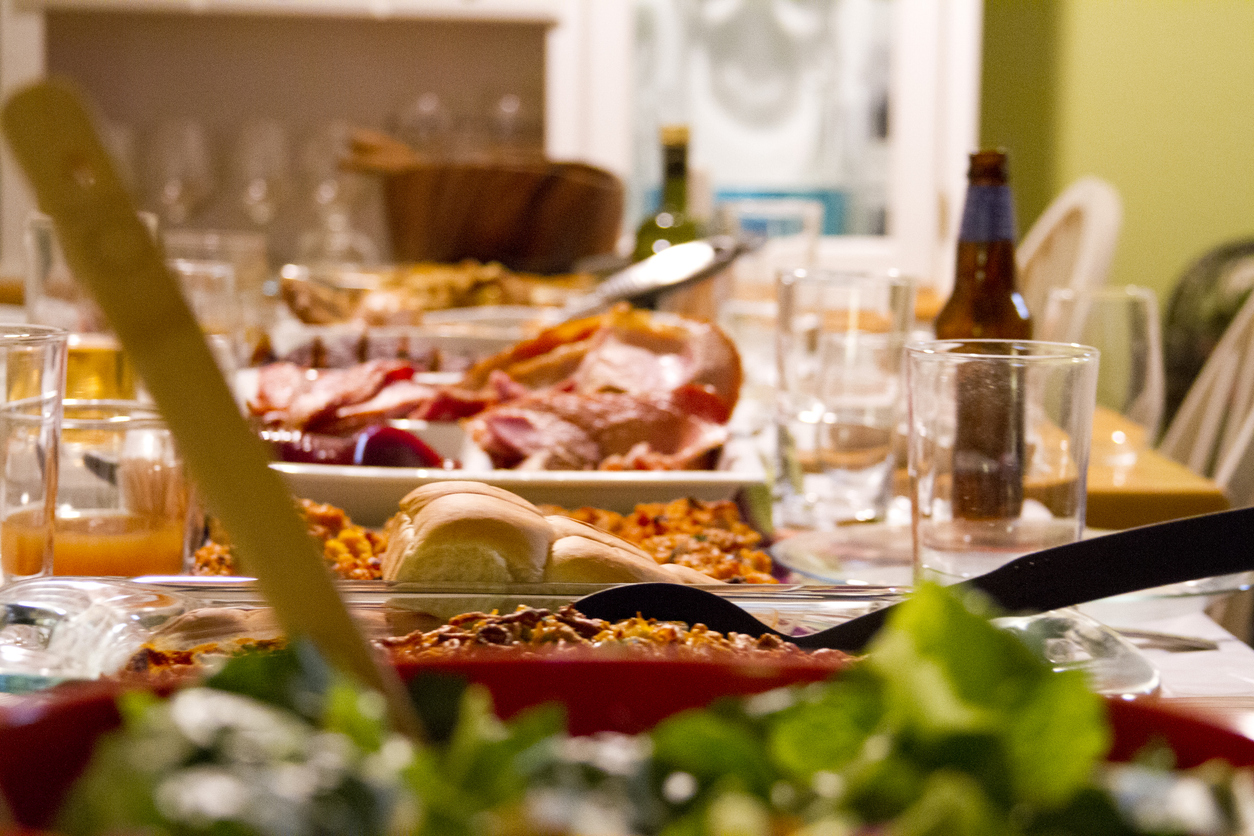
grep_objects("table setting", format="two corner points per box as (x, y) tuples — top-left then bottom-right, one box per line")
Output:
(2, 79), (1254, 836)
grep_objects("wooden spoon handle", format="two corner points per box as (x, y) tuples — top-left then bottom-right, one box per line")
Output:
(2, 79), (424, 739)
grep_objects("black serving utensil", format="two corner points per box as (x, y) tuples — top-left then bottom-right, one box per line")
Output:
(574, 506), (1254, 652)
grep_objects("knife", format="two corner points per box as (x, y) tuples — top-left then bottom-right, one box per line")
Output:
(2, 79), (424, 738)
(575, 505), (1254, 652)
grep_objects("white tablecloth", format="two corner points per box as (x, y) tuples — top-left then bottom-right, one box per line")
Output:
(1133, 612), (1254, 699)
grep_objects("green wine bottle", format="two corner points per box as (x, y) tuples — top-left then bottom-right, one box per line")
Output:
(633, 124), (700, 262)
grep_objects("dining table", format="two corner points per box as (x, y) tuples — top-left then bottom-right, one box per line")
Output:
(1083, 407), (1231, 530)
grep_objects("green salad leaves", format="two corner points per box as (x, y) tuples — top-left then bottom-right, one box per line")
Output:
(57, 584), (1243, 836)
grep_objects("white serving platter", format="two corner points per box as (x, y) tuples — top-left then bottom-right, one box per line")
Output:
(272, 433), (767, 527)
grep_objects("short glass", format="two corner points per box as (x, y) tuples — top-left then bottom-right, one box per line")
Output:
(717, 198), (824, 296)
(906, 340), (1099, 583)
(0, 326), (69, 584)
(168, 257), (242, 377)
(43, 402), (194, 577)
(717, 200), (824, 420)
(774, 268), (914, 528)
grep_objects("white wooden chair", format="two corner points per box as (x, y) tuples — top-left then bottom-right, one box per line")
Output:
(1159, 289), (1254, 505)
(1017, 176), (1124, 322)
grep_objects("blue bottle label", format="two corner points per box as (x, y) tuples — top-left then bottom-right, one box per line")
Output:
(958, 184), (1017, 243)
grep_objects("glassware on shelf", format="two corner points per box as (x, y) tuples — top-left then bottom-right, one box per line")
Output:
(394, 91), (453, 158)
(233, 117), (291, 230)
(146, 118), (215, 228)
(100, 118), (139, 197)
(296, 121), (379, 268)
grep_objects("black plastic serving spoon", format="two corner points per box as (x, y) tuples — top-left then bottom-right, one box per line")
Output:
(574, 505), (1254, 652)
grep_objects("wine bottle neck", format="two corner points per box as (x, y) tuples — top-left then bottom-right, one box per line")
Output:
(660, 143), (688, 211)
(958, 184), (1016, 243)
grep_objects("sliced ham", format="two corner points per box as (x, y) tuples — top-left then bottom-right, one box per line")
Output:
(318, 378), (439, 435)
(251, 359), (417, 431)
(569, 305), (743, 418)
(465, 389), (728, 471)
(248, 307), (743, 472)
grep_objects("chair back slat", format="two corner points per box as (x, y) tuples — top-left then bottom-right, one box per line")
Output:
(1160, 289), (1254, 493)
(1017, 176), (1123, 321)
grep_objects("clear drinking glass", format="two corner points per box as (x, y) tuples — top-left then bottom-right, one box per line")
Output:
(1039, 285), (1165, 465)
(907, 340), (1099, 583)
(0, 326), (69, 585)
(25, 212), (156, 401)
(167, 258), (242, 379)
(718, 198), (824, 297)
(774, 268), (914, 528)
(46, 401), (196, 578)
(717, 199), (825, 430)
(233, 117), (291, 229)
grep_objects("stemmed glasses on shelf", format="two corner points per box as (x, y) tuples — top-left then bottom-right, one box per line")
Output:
(147, 118), (214, 228)
(296, 121), (379, 267)
(233, 117), (291, 230)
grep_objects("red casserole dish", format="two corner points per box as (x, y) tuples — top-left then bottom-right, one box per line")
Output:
(2, 656), (1252, 831)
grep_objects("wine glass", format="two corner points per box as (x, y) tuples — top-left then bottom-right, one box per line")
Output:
(1040, 284), (1166, 465)
(147, 118), (214, 227)
(394, 91), (452, 157)
(296, 121), (379, 267)
(233, 118), (290, 229)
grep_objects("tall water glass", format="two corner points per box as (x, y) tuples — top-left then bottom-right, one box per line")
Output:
(775, 268), (914, 528)
(26, 212), (153, 400)
(717, 199), (824, 429)
(1039, 285), (1165, 464)
(907, 340), (1099, 583)
(0, 326), (68, 584)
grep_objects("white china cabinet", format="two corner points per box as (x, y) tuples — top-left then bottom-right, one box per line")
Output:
(0, 0), (980, 289)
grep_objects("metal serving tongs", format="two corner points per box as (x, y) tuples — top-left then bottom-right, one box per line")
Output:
(1, 79), (425, 740)
(559, 235), (748, 321)
(576, 505), (1254, 653)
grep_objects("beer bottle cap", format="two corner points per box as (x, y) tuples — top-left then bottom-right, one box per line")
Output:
(968, 149), (1009, 184)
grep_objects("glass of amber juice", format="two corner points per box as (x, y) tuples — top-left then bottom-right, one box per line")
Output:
(0, 325), (68, 584)
(2, 401), (194, 578)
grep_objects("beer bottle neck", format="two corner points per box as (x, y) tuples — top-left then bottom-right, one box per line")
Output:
(958, 183), (1016, 243)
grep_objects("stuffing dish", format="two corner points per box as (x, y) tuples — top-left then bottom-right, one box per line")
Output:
(191, 488), (776, 585)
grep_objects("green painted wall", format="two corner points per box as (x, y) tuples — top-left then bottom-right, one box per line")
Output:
(981, 0), (1254, 304)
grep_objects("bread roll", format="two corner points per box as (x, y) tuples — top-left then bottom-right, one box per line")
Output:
(544, 515), (655, 562)
(383, 488), (555, 583)
(381, 481), (723, 586)
(659, 562), (724, 584)
(546, 533), (687, 584)
(396, 480), (541, 520)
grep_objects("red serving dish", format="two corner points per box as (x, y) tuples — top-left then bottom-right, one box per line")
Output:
(1, 657), (1252, 831)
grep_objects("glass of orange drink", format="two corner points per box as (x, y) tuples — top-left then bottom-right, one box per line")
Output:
(1, 401), (196, 578)
(0, 325), (68, 585)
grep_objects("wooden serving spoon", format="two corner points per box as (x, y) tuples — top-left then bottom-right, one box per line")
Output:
(1, 79), (424, 739)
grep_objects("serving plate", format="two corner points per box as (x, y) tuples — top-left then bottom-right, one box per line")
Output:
(271, 434), (767, 527)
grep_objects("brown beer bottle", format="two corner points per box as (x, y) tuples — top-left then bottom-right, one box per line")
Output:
(934, 149), (1032, 339)
(938, 149), (1030, 520)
